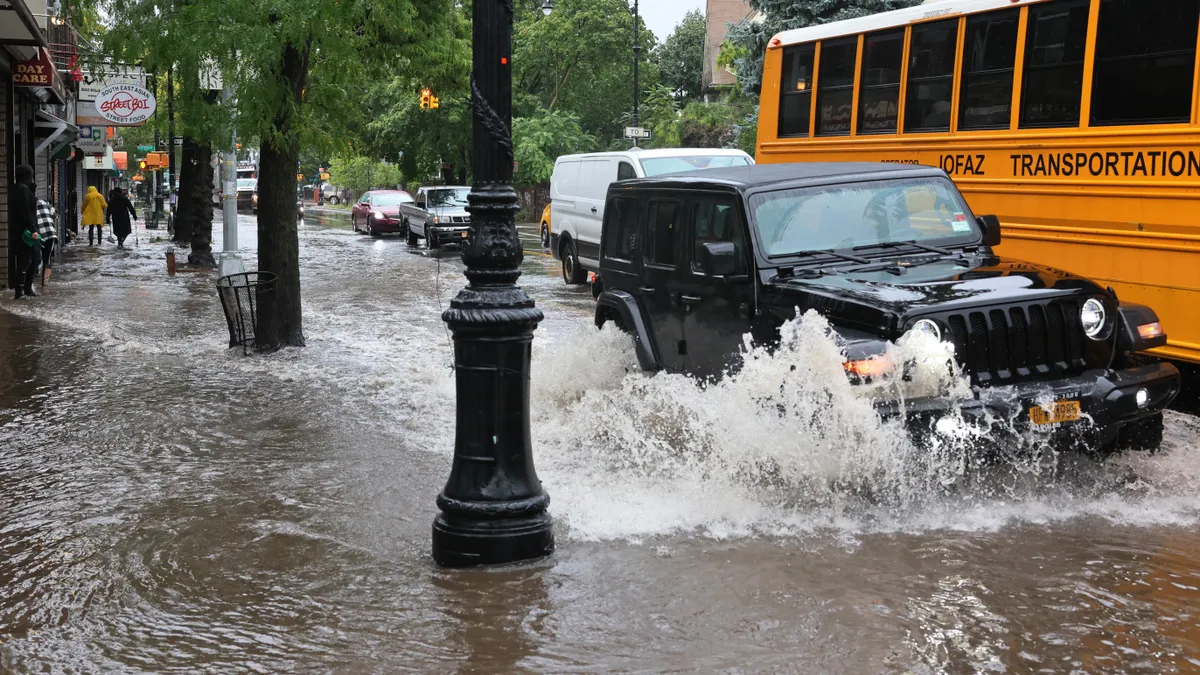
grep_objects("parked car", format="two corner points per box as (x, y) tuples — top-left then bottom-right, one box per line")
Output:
(406, 185), (472, 248)
(550, 148), (754, 284)
(540, 203), (552, 249)
(593, 162), (1180, 454)
(351, 190), (417, 237)
(236, 178), (258, 213)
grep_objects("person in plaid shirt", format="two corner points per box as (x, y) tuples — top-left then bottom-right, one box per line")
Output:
(36, 197), (59, 284)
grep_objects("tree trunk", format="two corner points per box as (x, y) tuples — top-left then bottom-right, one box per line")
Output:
(173, 137), (196, 243)
(255, 41), (308, 350)
(187, 141), (216, 267)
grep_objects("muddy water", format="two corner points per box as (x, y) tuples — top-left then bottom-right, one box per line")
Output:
(1, 213), (1199, 673)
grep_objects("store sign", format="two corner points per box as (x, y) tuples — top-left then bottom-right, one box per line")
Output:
(94, 84), (157, 125)
(84, 155), (115, 171)
(79, 67), (146, 101)
(76, 126), (108, 153)
(13, 49), (54, 86)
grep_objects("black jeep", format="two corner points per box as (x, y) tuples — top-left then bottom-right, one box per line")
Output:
(593, 163), (1181, 452)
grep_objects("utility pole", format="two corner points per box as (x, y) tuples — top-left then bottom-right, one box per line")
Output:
(152, 73), (165, 226)
(632, 0), (640, 148)
(218, 80), (242, 277)
(432, 0), (554, 568)
(167, 65), (175, 232)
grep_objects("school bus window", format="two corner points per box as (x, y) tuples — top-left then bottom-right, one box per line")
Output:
(816, 38), (858, 136)
(779, 45), (815, 137)
(857, 29), (904, 135)
(1020, 0), (1089, 129)
(1091, 0), (1200, 126)
(905, 19), (958, 133)
(958, 9), (1019, 130)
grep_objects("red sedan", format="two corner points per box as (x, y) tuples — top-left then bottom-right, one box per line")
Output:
(350, 190), (416, 237)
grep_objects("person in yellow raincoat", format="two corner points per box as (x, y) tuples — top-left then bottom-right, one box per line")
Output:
(82, 185), (108, 246)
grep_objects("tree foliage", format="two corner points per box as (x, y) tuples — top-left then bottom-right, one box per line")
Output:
(655, 9), (707, 101)
(512, 109), (594, 187)
(329, 156), (403, 193)
(725, 0), (919, 93)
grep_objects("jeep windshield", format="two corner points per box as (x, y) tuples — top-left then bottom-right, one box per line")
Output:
(641, 154), (751, 177)
(749, 177), (979, 258)
(425, 188), (470, 207)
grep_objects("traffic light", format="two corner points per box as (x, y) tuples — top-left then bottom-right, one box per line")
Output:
(431, 95), (440, 109)
(419, 88), (432, 109)
(139, 159), (147, 170)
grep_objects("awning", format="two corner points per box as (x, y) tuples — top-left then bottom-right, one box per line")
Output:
(113, 151), (128, 171)
(35, 108), (79, 157)
(0, 0), (50, 57)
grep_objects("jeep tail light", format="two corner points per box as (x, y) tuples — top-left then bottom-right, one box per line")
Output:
(1137, 322), (1164, 340)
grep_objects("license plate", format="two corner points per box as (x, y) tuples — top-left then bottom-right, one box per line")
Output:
(1029, 400), (1081, 426)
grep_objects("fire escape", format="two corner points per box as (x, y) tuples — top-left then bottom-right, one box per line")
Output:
(46, 16), (82, 82)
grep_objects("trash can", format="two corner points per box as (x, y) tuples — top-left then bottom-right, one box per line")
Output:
(216, 271), (276, 354)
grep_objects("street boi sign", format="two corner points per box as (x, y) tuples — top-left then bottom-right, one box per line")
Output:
(623, 126), (652, 140)
(95, 83), (157, 125)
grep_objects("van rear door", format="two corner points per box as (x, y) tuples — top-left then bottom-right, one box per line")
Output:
(550, 160), (581, 257)
(575, 158), (617, 268)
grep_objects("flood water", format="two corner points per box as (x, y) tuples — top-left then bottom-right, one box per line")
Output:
(2, 212), (1199, 673)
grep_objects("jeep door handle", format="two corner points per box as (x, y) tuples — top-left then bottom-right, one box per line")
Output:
(637, 286), (656, 294)
(679, 294), (704, 306)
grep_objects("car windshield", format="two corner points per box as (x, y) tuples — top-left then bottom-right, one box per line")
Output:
(640, 155), (752, 177)
(372, 192), (413, 206)
(237, 179), (257, 191)
(425, 188), (470, 207)
(749, 177), (979, 257)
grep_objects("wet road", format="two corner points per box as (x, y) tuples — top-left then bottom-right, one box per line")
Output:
(1, 212), (1199, 673)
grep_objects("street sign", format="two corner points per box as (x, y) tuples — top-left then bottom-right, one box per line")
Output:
(174, 137), (183, 145)
(137, 144), (154, 152)
(623, 126), (652, 140)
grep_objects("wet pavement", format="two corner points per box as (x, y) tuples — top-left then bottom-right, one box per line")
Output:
(1, 211), (1199, 673)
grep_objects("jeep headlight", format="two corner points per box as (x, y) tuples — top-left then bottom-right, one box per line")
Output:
(1081, 298), (1107, 339)
(908, 319), (942, 342)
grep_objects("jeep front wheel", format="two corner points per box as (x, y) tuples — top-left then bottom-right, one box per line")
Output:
(561, 238), (586, 285)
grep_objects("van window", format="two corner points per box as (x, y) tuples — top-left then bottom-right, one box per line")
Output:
(1091, 0), (1199, 126)
(583, 160), (618, 201)
(959, 9), (1019, 130)
(692, 200), (746, 275)
(905, 19), (958, 132)
(816, 37), (858, 136)
(1020, 0), (1089, 128)
(618, 162), (637, 180)
(646, 200), (681, 267)
(779, 44), (816, 137)
(858, 29), (904, 135)
(605, 197), (641, 261)
(640, 155), (751, 177)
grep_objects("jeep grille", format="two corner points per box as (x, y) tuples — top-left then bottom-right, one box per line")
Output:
(935, 300), (1091, 385)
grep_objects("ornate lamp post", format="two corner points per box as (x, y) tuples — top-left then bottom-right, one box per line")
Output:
(432, 0), (554, 568)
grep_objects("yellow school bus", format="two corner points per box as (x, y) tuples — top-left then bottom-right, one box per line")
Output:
(756, 0), (1200, 364)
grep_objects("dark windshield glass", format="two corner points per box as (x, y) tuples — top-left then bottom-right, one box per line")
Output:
(372, 192), (414, 206)
(749, 178), (978, 256)
(426, 188), (471, 207)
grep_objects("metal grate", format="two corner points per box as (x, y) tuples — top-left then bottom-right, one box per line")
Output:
(938, 300), (1089, 385)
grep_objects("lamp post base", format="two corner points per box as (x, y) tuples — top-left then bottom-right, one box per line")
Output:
(432, 511), (553, 568)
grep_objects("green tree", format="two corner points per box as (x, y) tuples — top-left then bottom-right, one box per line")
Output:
(101, 0), (461, 350)
(725, 0), (918, 94)
(656, 9), (707, 101)
(330, 156), (403, 193)
(512, 109), (595, 187)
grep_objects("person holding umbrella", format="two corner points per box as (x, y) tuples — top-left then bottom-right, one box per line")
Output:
(106, 188), (138, 249)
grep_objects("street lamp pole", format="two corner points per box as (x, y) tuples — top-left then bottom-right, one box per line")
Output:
(432, 0), (554, 568)
(632, 0), (640, 138)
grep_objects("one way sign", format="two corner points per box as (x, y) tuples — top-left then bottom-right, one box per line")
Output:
(623, 126), (652, 140)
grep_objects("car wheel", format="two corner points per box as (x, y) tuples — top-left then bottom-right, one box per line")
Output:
(330, 196), (340, 206)
(351, 216), (358, 233)
(368, 218), (382, 238)
(541, 223), (551, 249)
(561, 238), (586, 285)
(406, 220), (419, 246)
(425, 226), (437, 250)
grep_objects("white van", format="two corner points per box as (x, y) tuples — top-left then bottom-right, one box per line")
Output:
(549, 148), (754, 283)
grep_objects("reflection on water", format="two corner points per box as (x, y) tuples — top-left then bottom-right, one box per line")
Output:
(0, 215), (1198, 672)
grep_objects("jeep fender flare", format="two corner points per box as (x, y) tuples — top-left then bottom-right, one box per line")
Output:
(595, 289), (659, 372)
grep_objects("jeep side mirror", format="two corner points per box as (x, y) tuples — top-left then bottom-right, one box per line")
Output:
(701, 241), (738, 277)
(978, 214), (1002, 247)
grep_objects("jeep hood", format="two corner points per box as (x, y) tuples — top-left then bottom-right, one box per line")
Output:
(763, 256), (1104, 334)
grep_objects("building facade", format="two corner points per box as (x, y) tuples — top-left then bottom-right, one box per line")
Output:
(702, 0), (756, 95)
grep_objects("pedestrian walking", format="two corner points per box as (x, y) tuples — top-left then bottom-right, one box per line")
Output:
(36, 196), (59, 284)
(10, 165), (42, 299)
(107, 188), (138, 249)
(82, 185), (108, 246)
